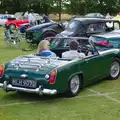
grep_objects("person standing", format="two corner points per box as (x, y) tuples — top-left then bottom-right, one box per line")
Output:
(28, 9), (36, 27)
(43, 14), (52, 23)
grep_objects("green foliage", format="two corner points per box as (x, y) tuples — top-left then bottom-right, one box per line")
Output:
(0, 0), (120, 18)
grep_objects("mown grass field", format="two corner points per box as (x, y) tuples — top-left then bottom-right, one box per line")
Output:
(0, 27), (120, 120)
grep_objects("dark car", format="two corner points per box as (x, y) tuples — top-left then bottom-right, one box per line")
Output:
(25, 21), (65, 44)
(57, 18), (120, 38)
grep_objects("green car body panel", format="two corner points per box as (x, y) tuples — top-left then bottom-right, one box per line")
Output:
(0, 48), (120, 95)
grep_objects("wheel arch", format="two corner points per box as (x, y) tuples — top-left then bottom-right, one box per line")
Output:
(9, 23), (16, 27)
(114, 56), (120, 61)
(8, 23), (17, 29)
(41, 29), (57, 38)
(68, 72), (84, 89)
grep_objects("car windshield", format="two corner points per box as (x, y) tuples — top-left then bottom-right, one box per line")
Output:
(66, 20), (81, 32)
(49, 37), (90, 49)
(50, 37), (71, 48)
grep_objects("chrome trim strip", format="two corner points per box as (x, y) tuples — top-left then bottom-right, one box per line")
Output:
(0, 83), (57, 95)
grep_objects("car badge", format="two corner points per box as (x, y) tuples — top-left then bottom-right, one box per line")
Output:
(20, 74), (28, 78)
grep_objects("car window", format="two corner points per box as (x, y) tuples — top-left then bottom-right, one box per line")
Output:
(106, 22), (120, 30)
(66, 20), (81, 32)
(87, 23), (105, 32)
(50, 38), (70, 48)
(50, 38), (61, 48)
(63, 39), (70, 47)
(109, 38), (120, 48)
(114, 22), (120, 30)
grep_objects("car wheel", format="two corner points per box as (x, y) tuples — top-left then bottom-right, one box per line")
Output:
(109, 58), (120, 80)
(26, 39), (33, 43)
(67, 75), (81, 97)
(9, 24), (16, 30)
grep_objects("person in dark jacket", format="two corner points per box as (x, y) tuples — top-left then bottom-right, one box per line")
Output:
(43, 14), (52, 23)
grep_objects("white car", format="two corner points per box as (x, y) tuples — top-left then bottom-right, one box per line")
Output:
(0, 14), (14, 26)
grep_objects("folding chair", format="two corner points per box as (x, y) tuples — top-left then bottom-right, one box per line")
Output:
(4, 29), (21, 48)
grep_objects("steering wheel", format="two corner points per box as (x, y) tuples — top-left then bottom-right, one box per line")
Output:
(78, 44), (92, 55)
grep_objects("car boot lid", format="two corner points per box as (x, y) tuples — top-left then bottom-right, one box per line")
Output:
(6, 55), (69, 73)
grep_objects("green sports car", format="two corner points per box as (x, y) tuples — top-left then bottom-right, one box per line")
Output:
(0, 37), (120, 97)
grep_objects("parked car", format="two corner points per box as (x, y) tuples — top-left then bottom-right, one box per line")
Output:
(5, 12), (33, 30)
(5, 12), (45, 30)
(85, 13), (105, 19)
(5, 18), (29, 30)
(57, 18), (120, 38)
(0, 37), (120, 97)
(0, 14), (14, 26)
(89, 30), (120, 48)
(25, 21), (65, 44)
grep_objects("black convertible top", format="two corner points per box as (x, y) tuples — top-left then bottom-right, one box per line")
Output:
(74, 18), (119, 24)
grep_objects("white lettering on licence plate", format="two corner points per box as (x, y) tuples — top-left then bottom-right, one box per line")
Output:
(12, 79), (37, 88)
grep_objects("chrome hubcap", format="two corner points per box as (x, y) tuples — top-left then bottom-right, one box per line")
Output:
(10, 25), (15, 30)
(70, 75), (80, 94)
(110, 61), (120, 78)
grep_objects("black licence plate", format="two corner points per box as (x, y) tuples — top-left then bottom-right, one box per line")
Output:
(12, 79), (37, 88)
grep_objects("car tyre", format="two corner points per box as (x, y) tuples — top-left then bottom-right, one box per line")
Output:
(109, 58), (120, 80)
(9, 24), (16, 30)
(67, 75), (81, 97)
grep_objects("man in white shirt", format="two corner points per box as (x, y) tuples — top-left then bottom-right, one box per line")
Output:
(28, 9), (36, 27)
(62, 40), (85, 59)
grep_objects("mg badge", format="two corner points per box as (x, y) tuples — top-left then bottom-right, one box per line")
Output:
(20, 74), (28, 78)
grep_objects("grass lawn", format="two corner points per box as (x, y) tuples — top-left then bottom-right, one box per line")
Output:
(0, 27), (120, 120)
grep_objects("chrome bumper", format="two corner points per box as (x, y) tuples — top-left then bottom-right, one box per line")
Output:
(0, 82), (57, 95)
(0, 83), (3, 88)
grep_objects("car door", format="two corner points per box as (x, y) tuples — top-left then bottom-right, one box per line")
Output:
(81, 51), (110, 85)
(82, 55), (103, 82)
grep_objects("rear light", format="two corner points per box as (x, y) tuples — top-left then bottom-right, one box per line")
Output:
(49, 69), (57, 84)
(0, 64), (4, 78)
